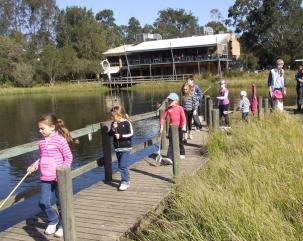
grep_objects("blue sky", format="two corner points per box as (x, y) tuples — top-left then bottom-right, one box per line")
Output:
(56, 0), (235, 26)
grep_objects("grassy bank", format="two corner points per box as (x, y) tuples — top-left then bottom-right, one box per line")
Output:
(0, 82), (107, 96)
(133, 113), (303, 241)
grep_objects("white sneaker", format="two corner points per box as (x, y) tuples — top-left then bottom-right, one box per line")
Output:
(45, 222), (58, 235)
(54, 226), (63, 237)
(162, 158), (173, 165)
(180, 155), (185, 159)
(119, 182), (130, 191)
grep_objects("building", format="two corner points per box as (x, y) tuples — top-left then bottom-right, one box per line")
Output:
(102, 33), (240, 80)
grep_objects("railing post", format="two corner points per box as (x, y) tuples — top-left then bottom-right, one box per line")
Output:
(212, 108), (219, 129)
(207, 98), (213, 129)
(165, 102), (170, 136)
(101, 124), (112, 183)
(171, 125), (180, 178)
(159, 109), (167, 149)
(258, 96), (263, 118)
(56, 167), (77, 241)
(264, 98), (269, 115)
(204, 95), (210, 124)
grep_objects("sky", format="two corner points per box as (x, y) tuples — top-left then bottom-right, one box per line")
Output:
(56, 0), (236, 26)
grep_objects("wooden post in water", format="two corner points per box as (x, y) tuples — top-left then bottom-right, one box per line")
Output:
(159, 109), (166, 149)
(171, 125), (180, 178)
(258, 96), (263, 118)
(207, 98), (213, 129)
(264, 98), (269, 115)
(56, 167), (77, 241)
(212, 108), (219, 129)
(101, 124), (112, 183)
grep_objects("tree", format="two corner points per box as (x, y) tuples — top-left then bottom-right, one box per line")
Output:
(37, 44), (60, 85)
(142, 24), (154, 33)
(126, 17), (141, 43)
(206, 9), (227, 34)
(12, 62), (33, 87)
(95, 9), (123, 47)
(154, 8), (199, 39)
(55, 7), (107, 59)
(227, 0), (303, 67)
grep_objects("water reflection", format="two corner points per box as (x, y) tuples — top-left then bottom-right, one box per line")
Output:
(0, 86), (297, 199)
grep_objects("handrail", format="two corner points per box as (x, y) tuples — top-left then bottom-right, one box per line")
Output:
(0, 111), (158, 161)
(0, 107), (163, 210)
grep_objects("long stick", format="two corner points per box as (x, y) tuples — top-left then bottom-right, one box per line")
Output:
(203, 86), (211, 94)
(0, 172), (30, 209)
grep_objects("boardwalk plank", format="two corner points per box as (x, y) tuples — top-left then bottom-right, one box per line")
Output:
(0, 130), (207, 241)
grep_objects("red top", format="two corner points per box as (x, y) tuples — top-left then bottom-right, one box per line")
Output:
(160, 105), (186, 128)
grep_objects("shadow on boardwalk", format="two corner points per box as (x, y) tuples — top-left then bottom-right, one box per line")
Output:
(0, 129), (207, 241)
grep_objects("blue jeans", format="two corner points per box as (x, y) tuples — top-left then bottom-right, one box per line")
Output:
(39, 181), (61, 225)
(116, 151), (130, 184)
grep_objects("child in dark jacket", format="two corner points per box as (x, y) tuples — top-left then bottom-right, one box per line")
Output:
(108, 105), (133, 191)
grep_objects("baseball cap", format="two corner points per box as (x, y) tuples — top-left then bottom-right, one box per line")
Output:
(167, 92), (179, 101)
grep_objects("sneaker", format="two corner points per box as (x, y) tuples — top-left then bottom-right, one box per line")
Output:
(188, 134), (193, 140)
(180, 155), (185, 159)
(162, 157), (173, 165)
(119, 182), (130, 191)
(45, 222), (58, 235)
(54, 226), (63, 238)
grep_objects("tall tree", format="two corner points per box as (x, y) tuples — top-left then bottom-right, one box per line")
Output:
(154, 8), (199, 39)
(126, 17), (141, 43)
(228, 0), (303, 66)
(206, 9), (227, 34)
(55, 7), (107, 59)
(95, 9), (123, 47)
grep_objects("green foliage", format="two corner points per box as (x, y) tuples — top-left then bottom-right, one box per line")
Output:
(228, 0), (303, 67)
(154, 8), (199, 39)
(12, 62), (33, 87)
(133, 113), (303, 241)
(205, 21), (227, 34)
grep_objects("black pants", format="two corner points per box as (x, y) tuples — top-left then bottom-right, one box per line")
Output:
(184, 110), (193, 131)
(167, 127), (185, 159)
(219, 104), (230, 126)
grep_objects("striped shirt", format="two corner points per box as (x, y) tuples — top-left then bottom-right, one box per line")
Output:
(182, 93), (199, 112)
(32, 133), (73, 181)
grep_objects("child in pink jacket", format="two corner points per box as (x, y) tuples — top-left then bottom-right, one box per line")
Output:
(160, 92), (186, 164)
(27, 113), (73, 238)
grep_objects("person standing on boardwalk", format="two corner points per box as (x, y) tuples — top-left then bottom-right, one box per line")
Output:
(108, 105), (133, 191)
(160, 92), (186, 164)
(268, 58), (286, 111)
(216, 80), (230, 126)
(295, 66), (303, 113)
(238, 90), (250, 122)
(181, 83), (199, 140)
(27, 113), (73, 238)
(187, 75), (203, 130)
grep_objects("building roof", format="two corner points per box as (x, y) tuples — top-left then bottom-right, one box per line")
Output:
(103, 33), (233, 56)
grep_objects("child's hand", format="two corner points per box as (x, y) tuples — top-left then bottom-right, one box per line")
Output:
(193, 110), (197, 115)
(27, 165), (36, 174)
(113, 122), (118, 129)
(114, 133), (120, 139)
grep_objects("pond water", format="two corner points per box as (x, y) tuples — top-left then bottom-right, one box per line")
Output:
(0, 84), (298, 230)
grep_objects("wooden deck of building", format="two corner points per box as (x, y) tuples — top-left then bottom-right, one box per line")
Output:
(0, 129), (208, 241)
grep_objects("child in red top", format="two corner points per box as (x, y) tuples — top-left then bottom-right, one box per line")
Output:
(160, 92), (186, 164)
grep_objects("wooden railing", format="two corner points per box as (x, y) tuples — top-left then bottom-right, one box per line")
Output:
(0, 107), (164, 211)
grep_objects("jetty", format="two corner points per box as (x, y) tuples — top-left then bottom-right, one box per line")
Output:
(0, 103), (209, 241)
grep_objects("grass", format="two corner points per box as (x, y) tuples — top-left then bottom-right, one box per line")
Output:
(0, 82), (107, 96)
(132, 112), (303, 241)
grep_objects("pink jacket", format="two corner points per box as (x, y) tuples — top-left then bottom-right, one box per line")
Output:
(160, 105), (186, 128)
(32, 133), (73, 181)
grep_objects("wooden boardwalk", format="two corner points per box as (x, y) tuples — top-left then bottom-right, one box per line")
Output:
(0, 129), (207, 241)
